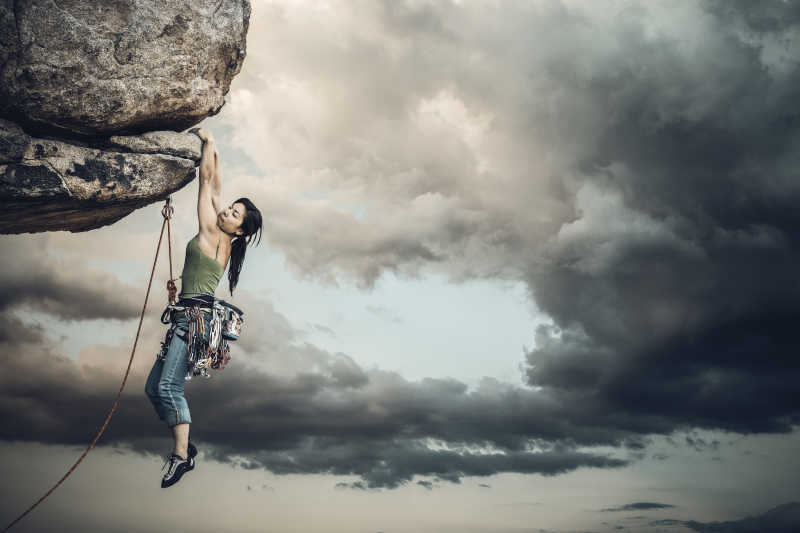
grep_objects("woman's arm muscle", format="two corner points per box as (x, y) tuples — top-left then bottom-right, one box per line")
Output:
(210, 147), (222, 213)
(198, 139), (221, 240)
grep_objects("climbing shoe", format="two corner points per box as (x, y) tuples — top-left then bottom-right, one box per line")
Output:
(188, 441), (198, 460)
(161, 453), (194, 488)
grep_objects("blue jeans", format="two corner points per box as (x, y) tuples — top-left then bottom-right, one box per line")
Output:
(145, 313), (208, 427)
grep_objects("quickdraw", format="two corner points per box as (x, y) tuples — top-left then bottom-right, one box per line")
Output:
(186, 304), (205, 366)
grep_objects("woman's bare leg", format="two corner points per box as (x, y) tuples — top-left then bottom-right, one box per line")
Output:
(172, 423), (190, 459)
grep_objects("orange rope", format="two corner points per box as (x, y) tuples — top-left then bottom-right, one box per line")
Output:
(2, 198), (174, 532)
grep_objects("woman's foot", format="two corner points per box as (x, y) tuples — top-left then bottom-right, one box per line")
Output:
(188, 441), (198, 460)
(161, 453), (194, 488)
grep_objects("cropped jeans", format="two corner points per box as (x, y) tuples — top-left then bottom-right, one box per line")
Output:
(145, 311), (210, 427)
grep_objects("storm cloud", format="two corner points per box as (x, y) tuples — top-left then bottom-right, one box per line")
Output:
(648, 502), (800, 533)
(0, 235), (142, 320)
(0, 301), (630, 488)
(522, 0), (800, 437)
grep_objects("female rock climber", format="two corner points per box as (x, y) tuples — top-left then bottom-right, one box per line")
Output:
(145, 127), (262, 488)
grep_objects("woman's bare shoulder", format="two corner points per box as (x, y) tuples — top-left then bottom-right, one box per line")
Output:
(195, 230), (220, 259)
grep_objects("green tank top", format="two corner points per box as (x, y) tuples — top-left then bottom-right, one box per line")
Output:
(180, 235), (224, 296)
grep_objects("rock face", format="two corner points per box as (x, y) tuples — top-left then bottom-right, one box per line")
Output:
(0, 119), (201, 233)
(0, 0), (251, 234)
(0, 0), (250, 138)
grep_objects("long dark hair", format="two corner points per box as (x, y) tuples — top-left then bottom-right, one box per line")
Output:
(228, 197), (262, 295)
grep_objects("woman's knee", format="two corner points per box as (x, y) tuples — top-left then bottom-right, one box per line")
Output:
(157, 379), (185, 398)
(145, 381), (159, 400)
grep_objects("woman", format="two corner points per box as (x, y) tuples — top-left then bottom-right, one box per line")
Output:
(145, 128), (262, 488)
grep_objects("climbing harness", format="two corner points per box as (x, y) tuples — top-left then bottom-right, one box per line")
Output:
(2, 196), (205, 532)
(157, 297), (243, 379)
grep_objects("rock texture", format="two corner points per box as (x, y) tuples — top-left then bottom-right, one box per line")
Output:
(0, 0), (251, 234)
(0, 0), (250, 138)
(0, 119), (201, 233)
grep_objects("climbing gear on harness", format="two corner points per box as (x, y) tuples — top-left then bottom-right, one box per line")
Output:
(2, 197), (177, 533)
(166, 279), (178, 306)
(220, 300), (244, 341)
(157, 296), (243, 380)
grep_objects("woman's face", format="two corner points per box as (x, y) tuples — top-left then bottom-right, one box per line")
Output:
(217, 201), (247, 236)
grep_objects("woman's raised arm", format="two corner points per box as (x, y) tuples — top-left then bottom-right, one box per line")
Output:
(194, 129), (222, 238)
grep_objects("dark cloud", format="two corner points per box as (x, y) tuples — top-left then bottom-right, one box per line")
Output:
(227, 439), (626, 489)
(705, 0), (800, 32)
(601, 502), (676, 512)
(648, 502), (800, 533)
(0, 303), (630, 489)
(684, 436), (719, 452)
(335, 481), (367, 490)
(0, 236), (141, 320)
(522, 0), (800, 438)
(648, 519), (685, 528)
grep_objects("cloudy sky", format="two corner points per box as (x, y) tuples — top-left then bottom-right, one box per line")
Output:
(2, 0), (800, 532)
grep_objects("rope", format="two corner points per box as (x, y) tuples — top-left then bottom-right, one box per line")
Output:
(2, 198), (175, 533)
(163, 200), (177, 305)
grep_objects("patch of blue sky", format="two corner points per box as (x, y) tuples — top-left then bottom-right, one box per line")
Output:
(241, 244), (545, 388)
